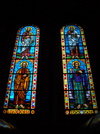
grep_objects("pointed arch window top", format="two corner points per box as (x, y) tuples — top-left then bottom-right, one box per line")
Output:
(17, 25), (40, 36)
(61, 24), (84, 35)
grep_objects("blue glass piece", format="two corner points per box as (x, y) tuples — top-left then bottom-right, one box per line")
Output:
(9, 91), (14, 99)
(26, 95), (31, 100)
(34, 76), (36, 80)
(12, 61), (14, 65)
(8, 84), (10, 88)
(9, 76), (11, 80)
(26, 91), (31, 96)
(33, 93), (35, 97)
(32, 102), (34, 106)
(11, 68), (13, 72)
(3, 125), (9, 128)
(33, 84), (35, 88)
(6, 93), (8, 98)
(66, 47), (70, 55)
(80, 110), (84, 114)
(5, 103), (7, 106)
(70, 106), (74, 108)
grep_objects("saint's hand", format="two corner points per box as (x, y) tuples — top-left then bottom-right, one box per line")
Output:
(70, 68), (73, 73)
(78, 70), (82, 73)
(83, 86), (88, 90)
(22, 41), (24, 44)
(26, 35), (30, 38)
(23, 74), (27, 77)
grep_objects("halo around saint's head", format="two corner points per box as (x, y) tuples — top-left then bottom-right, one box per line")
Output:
(20, 61), (28, 67)
(72, 61), (80, 67)
(68, 26), (75, 30)
(25, 27), (32, 31)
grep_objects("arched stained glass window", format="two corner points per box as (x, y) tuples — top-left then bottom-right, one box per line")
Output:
(3, 25), (40, 114)
(61, 24), (98, 115)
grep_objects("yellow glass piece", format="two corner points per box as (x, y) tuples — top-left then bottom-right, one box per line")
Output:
(61, 35), (64, 38)
(64, 91), (69, 109)
(7, 109), (30, 114)
(75, 110), (80, 114)
(84, 46), (89, 58)
(61, 35), (65, 46)
(62, 60), (67, 73)
(83, 42), (86, 46)
(68, 26), (75, 30)
(91, 91), (98, 109)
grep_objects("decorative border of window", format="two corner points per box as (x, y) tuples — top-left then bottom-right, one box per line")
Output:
(3, 25), (40, 114)
(61, 24), (98, 115)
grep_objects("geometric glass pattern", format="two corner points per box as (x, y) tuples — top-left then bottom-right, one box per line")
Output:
(61, 24), (98, 115)
(3, 25), (40, 114)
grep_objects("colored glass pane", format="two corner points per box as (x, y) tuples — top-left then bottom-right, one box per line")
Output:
(3, 25), (40, 114)
(61, 24), (98, 115)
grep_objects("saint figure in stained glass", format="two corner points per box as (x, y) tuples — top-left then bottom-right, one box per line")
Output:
(67, 26), (80, 58)
(21, 27), (34, 59)
(61, 24), (98, 115)
(14, 61), (30, 109)
(3, 25), (39, 114)
(69, 61), (88, 109)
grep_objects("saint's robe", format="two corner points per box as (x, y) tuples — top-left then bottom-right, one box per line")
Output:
(69, 68), (88, 104)
(21, 30), (34, 57)
(67, 30), (80, 57)
(14, 68), (30, 105)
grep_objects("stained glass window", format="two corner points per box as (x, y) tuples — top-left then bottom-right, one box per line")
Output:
(61, 24), (98, 115)
(3, 25), (40, 114)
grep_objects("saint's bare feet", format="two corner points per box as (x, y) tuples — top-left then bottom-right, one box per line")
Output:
(20, 104), (25, 109)
(15, 105), (18, 109)
(21, 56), (24, 59)
(76, 56), (79, 58)
(83, 104), (88, 108)
(77, 104), (81, 109)
(26, 56), (28, 59)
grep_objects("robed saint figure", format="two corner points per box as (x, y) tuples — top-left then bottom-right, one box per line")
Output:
(69, 61), (88, 109)
(67, 26), (80, 58)
(21, 27), (34, 59)
(14, 61), (30, 109)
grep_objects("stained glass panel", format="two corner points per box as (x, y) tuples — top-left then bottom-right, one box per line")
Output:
(3, 25), (40, 114)
(61, 24), (98, 115)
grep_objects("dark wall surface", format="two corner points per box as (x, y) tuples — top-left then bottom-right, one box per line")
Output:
(0, 2), (100, 134)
